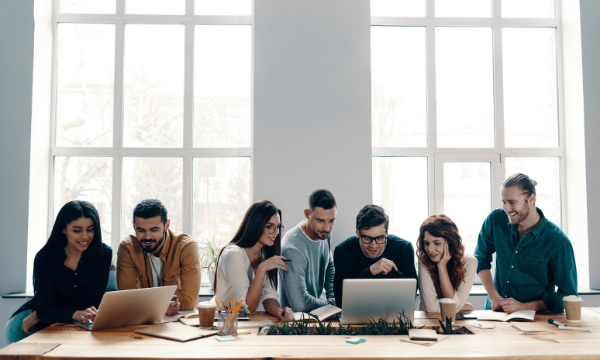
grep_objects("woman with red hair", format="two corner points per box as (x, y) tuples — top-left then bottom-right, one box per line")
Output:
(417, 214), (477, 313)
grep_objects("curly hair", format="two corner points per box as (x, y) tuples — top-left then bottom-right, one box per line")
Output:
(416, 214), (466, 290)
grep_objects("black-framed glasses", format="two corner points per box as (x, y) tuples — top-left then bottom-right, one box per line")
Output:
(358, 233), (387, 244)
(266, 224), (284, 235)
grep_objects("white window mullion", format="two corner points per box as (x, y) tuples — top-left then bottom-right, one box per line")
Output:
(183, 155), (193, 235)
(426, 24), (437, 150)
(111, 0), (125, 248)
(492, 24), (505, 151)
(555, 0), (568, 232)
(48, 0), (59, 236)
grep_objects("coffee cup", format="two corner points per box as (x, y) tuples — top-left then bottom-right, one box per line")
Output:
(563, 295), (582, 321)
(197, 301), (217, 328)
(439, 298), (457, 324)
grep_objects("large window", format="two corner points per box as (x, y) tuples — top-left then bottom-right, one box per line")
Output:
(372, 0), (565, 257)
(50, 0), (253, 276)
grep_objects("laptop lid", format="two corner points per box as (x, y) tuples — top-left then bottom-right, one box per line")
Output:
(90, 286), (177, 331)
(340, 279), (416, 325)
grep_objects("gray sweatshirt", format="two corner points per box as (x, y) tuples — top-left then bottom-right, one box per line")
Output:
(278, 220), (335, 313)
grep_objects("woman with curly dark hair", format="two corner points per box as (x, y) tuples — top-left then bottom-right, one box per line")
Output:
(416, 214), (477, 313)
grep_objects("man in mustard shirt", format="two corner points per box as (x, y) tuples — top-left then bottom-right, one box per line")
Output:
(117, 199), (200, 315)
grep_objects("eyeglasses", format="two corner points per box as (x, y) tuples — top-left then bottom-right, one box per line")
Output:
(265, 224), (284, 235)
(358, 233), (387, 244)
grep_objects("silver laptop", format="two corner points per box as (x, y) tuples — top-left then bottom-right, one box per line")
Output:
(75, 286), (176, 331)
(340, 279), (417, 324)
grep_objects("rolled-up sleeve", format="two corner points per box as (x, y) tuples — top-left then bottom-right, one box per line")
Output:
(474, 212), (496, 274)
(543, 241), (578, 313)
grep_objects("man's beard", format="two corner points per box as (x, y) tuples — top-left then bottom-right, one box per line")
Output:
(511, 206), (530, 225)
(361, 243), (386, 259)
(140, 232), (165, 253)
(307, 222), (329, 240)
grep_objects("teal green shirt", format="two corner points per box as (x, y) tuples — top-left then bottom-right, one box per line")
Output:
(474, 208), (577, 313)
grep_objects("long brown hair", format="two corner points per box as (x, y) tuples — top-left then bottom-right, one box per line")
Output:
(213, 200), (282, 292)
(416, 214), (466, 290)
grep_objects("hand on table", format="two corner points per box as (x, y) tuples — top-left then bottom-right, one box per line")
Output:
(278, 307), (294, 321)
(491, 296), (505, 312)
(22, 311), (39, 334)
(370, 258), (398, 276)
(73, 306), (98, 323)
(166, 295), (180, 316)
(500, 298), (525, 314)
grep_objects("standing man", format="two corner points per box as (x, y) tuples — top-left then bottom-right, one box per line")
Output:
(279, 189), (337, 313)
(117, 199), (201, 315)
(333, 205), (418, 307)
(475, 173), (577, 314)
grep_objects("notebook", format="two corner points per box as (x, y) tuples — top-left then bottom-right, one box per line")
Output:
(477, 310), (536, 322)
(135, 322), (216, 342)
(160, 310), (199, 323)
(510, 323), (555, 334)
(408, 329), (438, 341)
(292, 304), (342, 322)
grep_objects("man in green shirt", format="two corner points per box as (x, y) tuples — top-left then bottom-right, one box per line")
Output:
(474, 173), (577, 314)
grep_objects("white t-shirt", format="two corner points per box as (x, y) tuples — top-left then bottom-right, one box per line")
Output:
(148, 253), (163, 287)
(214, 245), (278, 313)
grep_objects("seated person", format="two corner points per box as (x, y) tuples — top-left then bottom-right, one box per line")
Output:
(5, 201), (111, 345)
(334, 205), (418, 308)
(117, 199), (200, 315)
(417, 214), (477, 313)
(213, 200), (293, 321)
(279, 189), (337, 313)
(475, 173), (577, 314)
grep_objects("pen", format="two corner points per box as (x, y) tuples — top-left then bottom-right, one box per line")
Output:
(548, 319), (566, 327)
(393, 268), (404, 276)
(559, 326), (592, 332)
(282, 259), (292, 262)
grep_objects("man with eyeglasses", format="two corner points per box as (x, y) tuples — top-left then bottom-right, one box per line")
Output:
(333, 205), (418, 308)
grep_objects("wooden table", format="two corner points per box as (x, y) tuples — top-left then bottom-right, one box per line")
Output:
(2, 309), (600, 360)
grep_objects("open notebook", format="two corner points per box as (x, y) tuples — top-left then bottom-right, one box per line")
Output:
(292, 304), (341, 322)
(135, 322), (216, 342)
(477, 310), (536, 322)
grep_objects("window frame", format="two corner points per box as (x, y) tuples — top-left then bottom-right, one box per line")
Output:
(48, 0), (254, 258)
(372, 0), (568, 233)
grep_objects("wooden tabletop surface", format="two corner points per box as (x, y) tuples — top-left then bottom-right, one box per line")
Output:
(2, 308), (600, 360)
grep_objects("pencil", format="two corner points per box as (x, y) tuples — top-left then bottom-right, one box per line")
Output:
(215, 301), (221, 312)
(230, 299), (233, 313)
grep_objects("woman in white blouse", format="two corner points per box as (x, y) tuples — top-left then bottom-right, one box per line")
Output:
(213, 200), (293, 321)
(416, 214), (477, 313)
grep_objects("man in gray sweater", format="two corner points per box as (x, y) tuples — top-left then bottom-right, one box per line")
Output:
(278, 189), (337, 313)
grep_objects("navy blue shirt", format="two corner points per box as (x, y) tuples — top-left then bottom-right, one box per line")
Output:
(333, 234), (418, 308)
(474, 208), (577, 313)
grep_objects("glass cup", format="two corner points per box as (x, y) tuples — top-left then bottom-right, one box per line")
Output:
(563, 295), (583, 322)
(217, 312), (239, 335)
(197, 301), (217, 328)
(439, 298), (457, 324)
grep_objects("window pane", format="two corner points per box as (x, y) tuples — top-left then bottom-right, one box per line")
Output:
(443, 163), (491, 254)
(436, 28), (494, 148)
(54, 157), (113, 244)
(193, 158), (251, 244)
(502, 0), (555, 18)
(371, 0), (425, 17)
(124, 25), (184, 147)
(121, 157), (183, 239)
(435, 0), (491, 17)
(196, 0), (251, 15)
(373, 157), (428, 242)
(505, 157), (561, 227)
(127, 0), (185, 14)
(503, 28), (558, 147)
(56, 24), (114, 147)
(372, 27), (427, 147)
(194, 26), (251, 147)
(59, 0), (115, 13)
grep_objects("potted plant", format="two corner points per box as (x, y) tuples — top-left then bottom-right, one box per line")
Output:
(199, 238), (221, 289)
(106, 255), (117, 292)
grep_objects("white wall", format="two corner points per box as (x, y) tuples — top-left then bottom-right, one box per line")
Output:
(580, 0), (600, 289)
(253, 0), (373, 247)
(0, 0), (34, 347)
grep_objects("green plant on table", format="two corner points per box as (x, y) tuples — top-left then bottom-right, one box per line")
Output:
(438, 317), (459, 334)
(199, 237), (221, 270)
